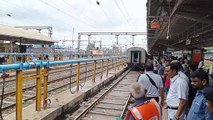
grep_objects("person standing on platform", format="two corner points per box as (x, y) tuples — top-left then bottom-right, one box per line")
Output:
(187, 70), (213, 120)
(188, 62), (198, 109)
(198, 58), (204, 69)
(125, 82), (161, 120)
(164, 66), (171, 94)
(203, 86), (213, 113)
(0, 54), (4, 65)
(166, 61), (189, 120)
(138, 62), (164, 106)
(172, 60), (189, 83)
(153, 57), (159, 74)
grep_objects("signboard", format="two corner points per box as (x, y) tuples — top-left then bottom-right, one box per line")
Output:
(192, 49), (202, 63)
(167, 48), (175, 52)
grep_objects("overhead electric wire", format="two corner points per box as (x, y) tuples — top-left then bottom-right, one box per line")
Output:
(114, 0), (133, 30)
(2, 0), (68, 28)
(119, 0), (137, 28)
(1, 0), (42, 26)
(62, 0), (102, 27)
(94, 0), (115, 26)
(120, 0), (131, 21)
(124, 36), (132, 44)
(40, 0), (97, 29)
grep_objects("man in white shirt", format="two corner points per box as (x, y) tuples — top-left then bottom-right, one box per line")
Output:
(171, 60), (189, 83)
(153, 58), (159, 74)
(138, 62), (164, 106)
(166, 61), (189, 120)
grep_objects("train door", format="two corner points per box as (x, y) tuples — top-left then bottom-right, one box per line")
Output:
(131, 51), (141, 64)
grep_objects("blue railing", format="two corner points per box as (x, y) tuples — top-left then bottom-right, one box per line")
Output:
(0, 56), (123, 73)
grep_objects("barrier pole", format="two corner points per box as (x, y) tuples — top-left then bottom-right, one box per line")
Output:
(76, 62), (80, 92)
(115, 59), (117, 70)
(36, 67), (42, 111)
(43, 67), (48, 109)
(93, 61), (96, 82)
(106, 60), (109, 77)
(16, 70), (23, 120)
(101, 60), (104, 79)
(25, 55), (30, 62)
(117, 59), (120, 70)
(8, 55), (13, 64)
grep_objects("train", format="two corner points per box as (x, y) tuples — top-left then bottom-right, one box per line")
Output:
(126, 47), (147, 70)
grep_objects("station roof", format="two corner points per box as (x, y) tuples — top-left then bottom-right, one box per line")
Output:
(0, 24), (56, 45)
(147, 0), (213, 54)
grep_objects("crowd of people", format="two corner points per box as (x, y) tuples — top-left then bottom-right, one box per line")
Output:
(125, 56), (213, 120)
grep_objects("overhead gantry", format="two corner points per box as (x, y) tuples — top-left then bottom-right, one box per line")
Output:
(77, 32), (146, 51)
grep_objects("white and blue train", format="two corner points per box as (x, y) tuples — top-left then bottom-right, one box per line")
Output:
(126, 47), (147, 70)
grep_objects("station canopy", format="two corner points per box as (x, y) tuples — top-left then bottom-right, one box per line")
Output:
(147, 0), (213, 54)
(0, 24), (56, 45)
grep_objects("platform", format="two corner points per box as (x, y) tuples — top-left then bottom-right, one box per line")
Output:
(4, 67), (126, 120)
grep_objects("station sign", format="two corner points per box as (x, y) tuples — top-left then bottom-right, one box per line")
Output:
(192, 49), (203, 63)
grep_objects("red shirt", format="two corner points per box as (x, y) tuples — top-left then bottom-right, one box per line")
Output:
(165, 76), (170, 87)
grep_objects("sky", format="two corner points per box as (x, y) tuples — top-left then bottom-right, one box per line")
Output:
(0, 0), (147, 50)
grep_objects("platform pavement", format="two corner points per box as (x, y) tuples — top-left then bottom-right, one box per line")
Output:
(4, 66), (127, 120)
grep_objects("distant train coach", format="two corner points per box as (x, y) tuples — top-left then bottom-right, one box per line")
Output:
(126, 47), (147, 70)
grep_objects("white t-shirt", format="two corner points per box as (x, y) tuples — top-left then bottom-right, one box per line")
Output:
(153, 59), (159, 71)
(166, 74), (189, 107)
(138, 71), (163, 97)
(198, 61), (204, 68)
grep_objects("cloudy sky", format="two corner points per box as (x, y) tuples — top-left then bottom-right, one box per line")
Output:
(0, 0), (147, 50)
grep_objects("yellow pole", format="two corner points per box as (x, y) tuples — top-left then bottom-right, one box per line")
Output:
(115, 59), (117, 71)
(106, 60), (109, 77)
(101, 60), (104, 79)
(117, 59), (119, 70)
(8, 55), (12, 64)
(59, 55), (63, 60)
(59, 55), (61, 60)
(76, 62), (80, 91)
(93, 61), (96, 82)
(112, 59), (115, 71)
(16, 70), (23, 120)
(26, 55), (30, 62)
(54, 55), (57, 61)
(57, 55), (59, 60)
(43, 67), (48, 109)
(36, 67), (42, 111)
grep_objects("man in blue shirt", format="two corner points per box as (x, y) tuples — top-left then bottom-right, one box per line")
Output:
(203, 86), (213, 113)
(187, 70), (213, 120)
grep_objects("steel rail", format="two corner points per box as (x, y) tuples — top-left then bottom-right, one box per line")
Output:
(73, 68), (131, 120)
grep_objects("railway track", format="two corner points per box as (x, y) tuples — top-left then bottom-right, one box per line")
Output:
(0, 60), (123, 116)
(58, 69), (139, 120)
